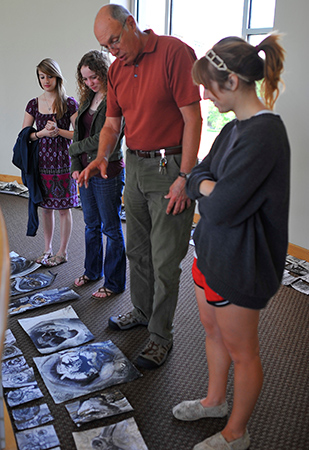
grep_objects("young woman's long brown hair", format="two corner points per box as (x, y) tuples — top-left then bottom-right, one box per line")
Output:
(76, 50), (109, 106)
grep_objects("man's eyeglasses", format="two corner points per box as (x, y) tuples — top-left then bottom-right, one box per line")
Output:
(101, 19), (127, 53)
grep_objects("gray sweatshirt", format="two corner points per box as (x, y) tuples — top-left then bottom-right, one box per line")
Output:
(186, 113), (290, 309)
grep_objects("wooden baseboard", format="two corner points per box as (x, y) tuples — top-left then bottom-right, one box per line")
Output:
(0, 174), (22, 184)
(288, 243), (309, 262)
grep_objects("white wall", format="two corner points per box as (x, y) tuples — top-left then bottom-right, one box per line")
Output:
(274, 0), (309, 249)
(1, 0), (308, 251)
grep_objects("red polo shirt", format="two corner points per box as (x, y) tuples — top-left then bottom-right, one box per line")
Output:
(106, 30), (201, 151)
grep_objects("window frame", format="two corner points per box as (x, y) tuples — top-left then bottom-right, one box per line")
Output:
(242, 0), (276, 41)
(134, 0), (276, 40)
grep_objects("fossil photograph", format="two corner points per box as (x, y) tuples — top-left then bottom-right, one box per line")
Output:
(11, 271), (56, 296)
(2, 329), (23, 360)
(9, 287), (80, 316)
(72, 418), (148, 450)
(12, 403), (53, 431)
(65, 389), (133, 426)
(10, 251), (40, 279)
(2, 366), (36, 389)
(33, 341), (142, 404)
(15, 424), (60, 450)
(19, 305), (94, 354)
(6, 384), (44, 407)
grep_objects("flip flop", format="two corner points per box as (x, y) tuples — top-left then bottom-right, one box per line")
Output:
(91, 286), (116, 300)
(43, 254), (67, 267)
(74, 274), (91, 288)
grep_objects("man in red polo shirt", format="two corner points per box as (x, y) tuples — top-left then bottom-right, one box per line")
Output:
(78, 4), (202, 369)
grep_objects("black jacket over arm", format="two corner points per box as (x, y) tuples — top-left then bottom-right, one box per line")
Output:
(12, 126), (43, 236)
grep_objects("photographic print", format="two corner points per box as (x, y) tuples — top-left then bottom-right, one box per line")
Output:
(11, 271), (56, 296)
(15, 424), (60, 450)
(6, 384), (44, 407)
(12, 403), (53, 430)
(65, 389), (133, 426)
(291, 279), (309, 295)
(2, 356), (36, 388)
(0, 180), (29, 197)
(10, 251), (40, 279)
(9, 287), (80, 316)
(281, 270), (298, 286)
(2, 329), (23, 360)
(19, 306), (94, 354)
(3, 329), (16, 345)
(34, 341), (142, 404)
(2, 356), (28, 374)
(72, 417), (148, 450)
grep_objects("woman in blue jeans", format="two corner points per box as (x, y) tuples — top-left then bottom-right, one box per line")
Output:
(69, 50), (125, 299)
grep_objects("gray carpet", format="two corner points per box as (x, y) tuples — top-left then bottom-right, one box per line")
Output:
(1, 193), (308, 450)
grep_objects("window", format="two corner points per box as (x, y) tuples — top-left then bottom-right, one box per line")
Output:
(243, 0), (276, 45)
(135, 0), (276, 159)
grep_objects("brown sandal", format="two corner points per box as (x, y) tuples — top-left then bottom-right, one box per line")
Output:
(91, 286), (116, 300)
(43, 254), (67, 267)
(36, 252), (52, 265)
(74, 274), (91, 288)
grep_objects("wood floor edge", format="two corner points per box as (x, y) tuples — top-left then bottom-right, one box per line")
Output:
(288, 243), (309, 262)
(0, 175), (22, 184)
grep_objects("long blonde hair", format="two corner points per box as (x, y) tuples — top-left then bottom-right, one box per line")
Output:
(192, 34), (285, 110)
(36, 58), (67, 119)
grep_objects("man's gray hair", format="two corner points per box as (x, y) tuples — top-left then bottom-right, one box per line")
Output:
(108, 4), (131, 23)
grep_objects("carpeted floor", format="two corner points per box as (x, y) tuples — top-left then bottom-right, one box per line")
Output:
(1, 193), (308, 450)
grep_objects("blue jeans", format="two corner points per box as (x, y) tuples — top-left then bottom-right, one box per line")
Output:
(79, 170), (126, 293)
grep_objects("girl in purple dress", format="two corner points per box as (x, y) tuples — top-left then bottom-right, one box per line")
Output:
(22, 58), (79, 267)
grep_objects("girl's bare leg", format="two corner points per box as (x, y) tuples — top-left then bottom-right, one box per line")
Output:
(57, 208), (72, 257)
(195, 285), (231, 407)
(41, 208), (54, 254)
(216, 304), (263, 442)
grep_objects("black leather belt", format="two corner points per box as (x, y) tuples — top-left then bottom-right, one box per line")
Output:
(128, 146), (182, 158)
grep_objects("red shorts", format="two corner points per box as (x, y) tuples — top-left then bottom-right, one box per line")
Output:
(192, 258), (230, 307)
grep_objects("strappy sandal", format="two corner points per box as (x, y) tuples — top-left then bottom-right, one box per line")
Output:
(91, 286), (116, 300)
(74, 275), (91, 288)
(36, 252), (52, 265)
(43, 254), (67, 267)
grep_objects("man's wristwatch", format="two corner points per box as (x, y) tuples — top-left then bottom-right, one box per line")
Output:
(178, 171), (190, 180)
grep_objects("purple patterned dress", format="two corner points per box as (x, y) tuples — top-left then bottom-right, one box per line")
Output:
(25, 97), (79, 209)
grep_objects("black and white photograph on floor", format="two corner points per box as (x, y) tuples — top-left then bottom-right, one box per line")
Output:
(65, 389), (134, 426)
(11, 271), (56, 296)
(6, 384), (44, 408)
(72, 417), (148, 450)
(2, 356), (37, 389)
(2, 329), (23, 360)
(12, 403), (53, 431)
(9, 287), (80, 316)
(0, 180), (28, 197)
(15, 424), (60, 450)
(10, 251), (40, 279)
(18, 305), (94, 354)
(33, 341), (142, 404)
